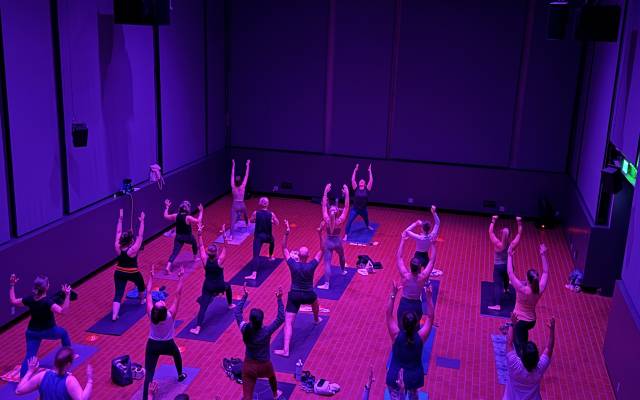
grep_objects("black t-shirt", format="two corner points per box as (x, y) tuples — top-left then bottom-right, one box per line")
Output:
(287, 258), (319, 292)
(353, 188), (369, 210)
(22, 295), (56, 331)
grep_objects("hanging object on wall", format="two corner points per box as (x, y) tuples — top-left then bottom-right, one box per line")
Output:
(114, 0), (170, 25)
(547, 1), (570, 40)
(71, 123), (88, 147)
(149, 164), (165, 190)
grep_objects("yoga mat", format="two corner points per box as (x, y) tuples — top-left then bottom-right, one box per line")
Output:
(435, 356), (460, 369)
(176, 299), (242, 342)
(130, 365), (199, 400)
(252, 380), (296, 399)
(228, 257), (284, 288)
(480, 281), (515, 318)
(491, 334), (509, 385)
(346, 221), (379, 244)
(384, 389), (429, 399)
(271, 313), (329, 374)
(87, 299), (146, 336)
(157, 252), (200, 281)
(0, 344), (97, 400)
(386, 327), (437, 376)
(215, 222), (255, 245)
(315, 266), (357, 300)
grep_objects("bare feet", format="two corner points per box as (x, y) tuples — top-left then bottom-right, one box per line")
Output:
(228, 303), (236, 310)
(341, 269), (348, 276)
(165, 267), (172, 275)
(317, 282), (330, 290)
(487, 305), (501, 311)
(368, 225), (374, 231)
(343, 235), (348, 241)
(274, 349), (289, 357)
(189, 326), (201, 335)
(245, 272), (257, 280)
(314, 317), (323, 325)
(269, 256), (276, 261)
(276, 390), (283, 399)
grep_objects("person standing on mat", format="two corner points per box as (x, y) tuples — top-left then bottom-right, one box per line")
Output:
(164, 200), (203, 275)
(274, 219), (323, 357)
(143, 266), (187, 400)
(386, 281), (435, 400)
(189, 222), (235, 335)
(230, 159), (251, 241)
(395, 232), (436, 326)
(113, 209), (146, 321)
(235, 284), (284, 400)
(246, 197), (280, 280)
(403, 205), (441, 267)
(503, 315), (555, 400)
(318, 183), (350, 290)
(15, 347), (93, 399)
(344, 163), (373, 241)
(488, 215), (523, 311)
(9, 274), (72, 378)
(508, 243), (550, 356)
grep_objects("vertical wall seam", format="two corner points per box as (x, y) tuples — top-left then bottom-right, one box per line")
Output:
(203, 0), (209, 156)
(323, 0), (336, 155)
(153, 25), (163, 168)
(386, 0), (402, 159)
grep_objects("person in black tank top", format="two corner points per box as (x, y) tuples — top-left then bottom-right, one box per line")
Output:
(273, 220), (324, 357)
(113, 209), (147, 321)
(385, 281), (435, 399)
(9, 274), (73, 378)
(189, 222), (236, 335)
(488, 215), (523, 311)
(246, 197), (280, 280)
(345, 163), (374, 240)
(163, 200), (204, 275)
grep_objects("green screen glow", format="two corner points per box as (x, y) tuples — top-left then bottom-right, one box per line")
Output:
(622, 159), (637, 186)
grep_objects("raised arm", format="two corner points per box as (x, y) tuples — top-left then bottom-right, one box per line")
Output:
(337, 185), (350, 224)
(419, 244), (437, 280)
(322, 184), (331, 221)
(234, 285), (249, 329)
(249, 211), (256, 223)
(196, 223), (208, 266)
(230, 159), (236, 188)
(543, 317), (556, 359)
(507, 248), (525, 292)
(241, 160), (251, 188)
(314, 221), (324, 262)
(418, 283), (435, 342)
(539, 244), (550, 293)
(218, 225), (228, 266)
(271, 211), (280, 226)
(351, 164), (358, 190)
(489, 215), (501, 246)
(386, 281), (400, 341)
(396, 233), (411, 278)
(163, 199), (177, 222)
(66, 364), (93, 400)
(265, 287), (285, 334)
(15, 358), (44, 395)
(429, 206), (440, 239)
(129, 212), (145, 254)
(366, 164), (373, 191)
(146, 268), (154, 315)
(168, 269), (184, 316)
(115, 209), (123, 254)
(9, 274), (22, 306)
(509, 217), (523, 251)
(282, 220), (291, 260)
(404, 220), (422, 240)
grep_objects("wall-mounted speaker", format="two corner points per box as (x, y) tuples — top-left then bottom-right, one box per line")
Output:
(71, 123), (88, 147)
(575, 5), (621, 42)
(114, 0), (170, 25)
(547, 2), (570, 40)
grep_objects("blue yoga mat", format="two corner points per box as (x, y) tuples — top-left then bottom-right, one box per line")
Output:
(384, 388), (429, 399)
(435, 356), (460, 369)
(253, 380), (296, 399)
(215, 222), (255, 245)
(480, 281), (515, 318)
(491, 334), (509, 385)
(271, 313), (329, 374)
(346, 221), (379, 243)
(87, 299), (146, 336)
(176, 298), (243, 342)
(0, 344), (98, 400)
(131, 365), (200, 400)
(228, 257), (284, 287)
(315, 266), (357, 300)
(157, 252), (200, 281)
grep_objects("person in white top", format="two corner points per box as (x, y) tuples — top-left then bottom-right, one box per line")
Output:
(403, 205), (440, 268)
(503, 315), (555, 400)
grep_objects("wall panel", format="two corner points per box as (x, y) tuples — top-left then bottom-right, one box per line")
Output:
(207, 0), (226, 154)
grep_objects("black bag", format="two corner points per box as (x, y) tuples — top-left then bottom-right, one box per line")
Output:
(223, 357), (243, 384)
(111, 355), (133, 386)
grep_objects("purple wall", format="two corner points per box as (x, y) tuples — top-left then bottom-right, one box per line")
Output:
(58, 0), (157, 211)
(229, 0), (328, 152)
(0, 0), (63, 234)
(0, 120), (9, 243)
(160, 0), (206, 172)
(206, 0), (226, 154)
(621, 177), (640, 313)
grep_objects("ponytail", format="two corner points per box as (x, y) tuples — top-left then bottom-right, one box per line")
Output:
(527, 269), (540, 294)
(243, 308), (264, 343)
(401, 312), (418, 344)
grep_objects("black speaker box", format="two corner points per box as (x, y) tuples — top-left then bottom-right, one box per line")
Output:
(71, 123), (88, 147)
(576, 5), (621, 42)
(601, 166), (625, 195)
(114, 0), (170, 25)
(547, 2), (570, 40)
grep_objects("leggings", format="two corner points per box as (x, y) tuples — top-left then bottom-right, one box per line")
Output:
(143, 338), (183, 400)
(323, 236), (345, 283)
(387, 386), (418, 400)
(196, 283), (233, 326)
(231, 201), (249, 233)
(168, 234), (198, 263)
(397, 297), (423, 327)
(113, 270), (145, 303)
(514, 319), (536, 356)
(492, 263), (509, 306)
(242, 359), (277, 400)
(345, 207), (370, 235)
(252, 233), (274, 271)
(20, 327), (71, 377)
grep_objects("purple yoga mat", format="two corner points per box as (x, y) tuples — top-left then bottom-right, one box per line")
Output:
(214, 222), (255, 245)
(253, 380), (296, 399)
(86, 299), (146, 336)
(156, 252), (200, 281)
(491, 334), (509, 385)
(176, 299), (243, 342)
(315, 266), (357, 300)
(435, 356), (460, 369)
(271, 313), (329, 374)
(228, 257), (284, 288)
(346, 221), (379, 243)
(130, 365), (199, 400)
(480, 281), (515, 318)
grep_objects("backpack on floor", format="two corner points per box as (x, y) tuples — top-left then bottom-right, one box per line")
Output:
(111, 355), (133, 386)
(222, 357), (243, 384)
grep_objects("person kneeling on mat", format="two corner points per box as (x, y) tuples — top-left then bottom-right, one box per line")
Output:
(274, 219), (323, 357)
(190, 222), (235, 335)
(235, 284), (284, 400)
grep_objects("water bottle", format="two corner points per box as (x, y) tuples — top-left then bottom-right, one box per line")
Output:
(294, 359), (303, 381)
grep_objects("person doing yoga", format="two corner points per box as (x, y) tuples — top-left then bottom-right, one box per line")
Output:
(246, 197), (280, 280)
(318, 183), (349, 290)
(274, 219), (323, 357)
(344, 163), (373, 240)
(395, 231), (436, 326)
(235, 284), (284, 400)
(9, 274), (72, 378)
(488, 215), (523, 311)
(189, 222), (235, 335)
(403, 205), (440, 267)
(163, 200), (203, 275)
(230, 159), (251, 240)
(113, 209), (146, 321)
